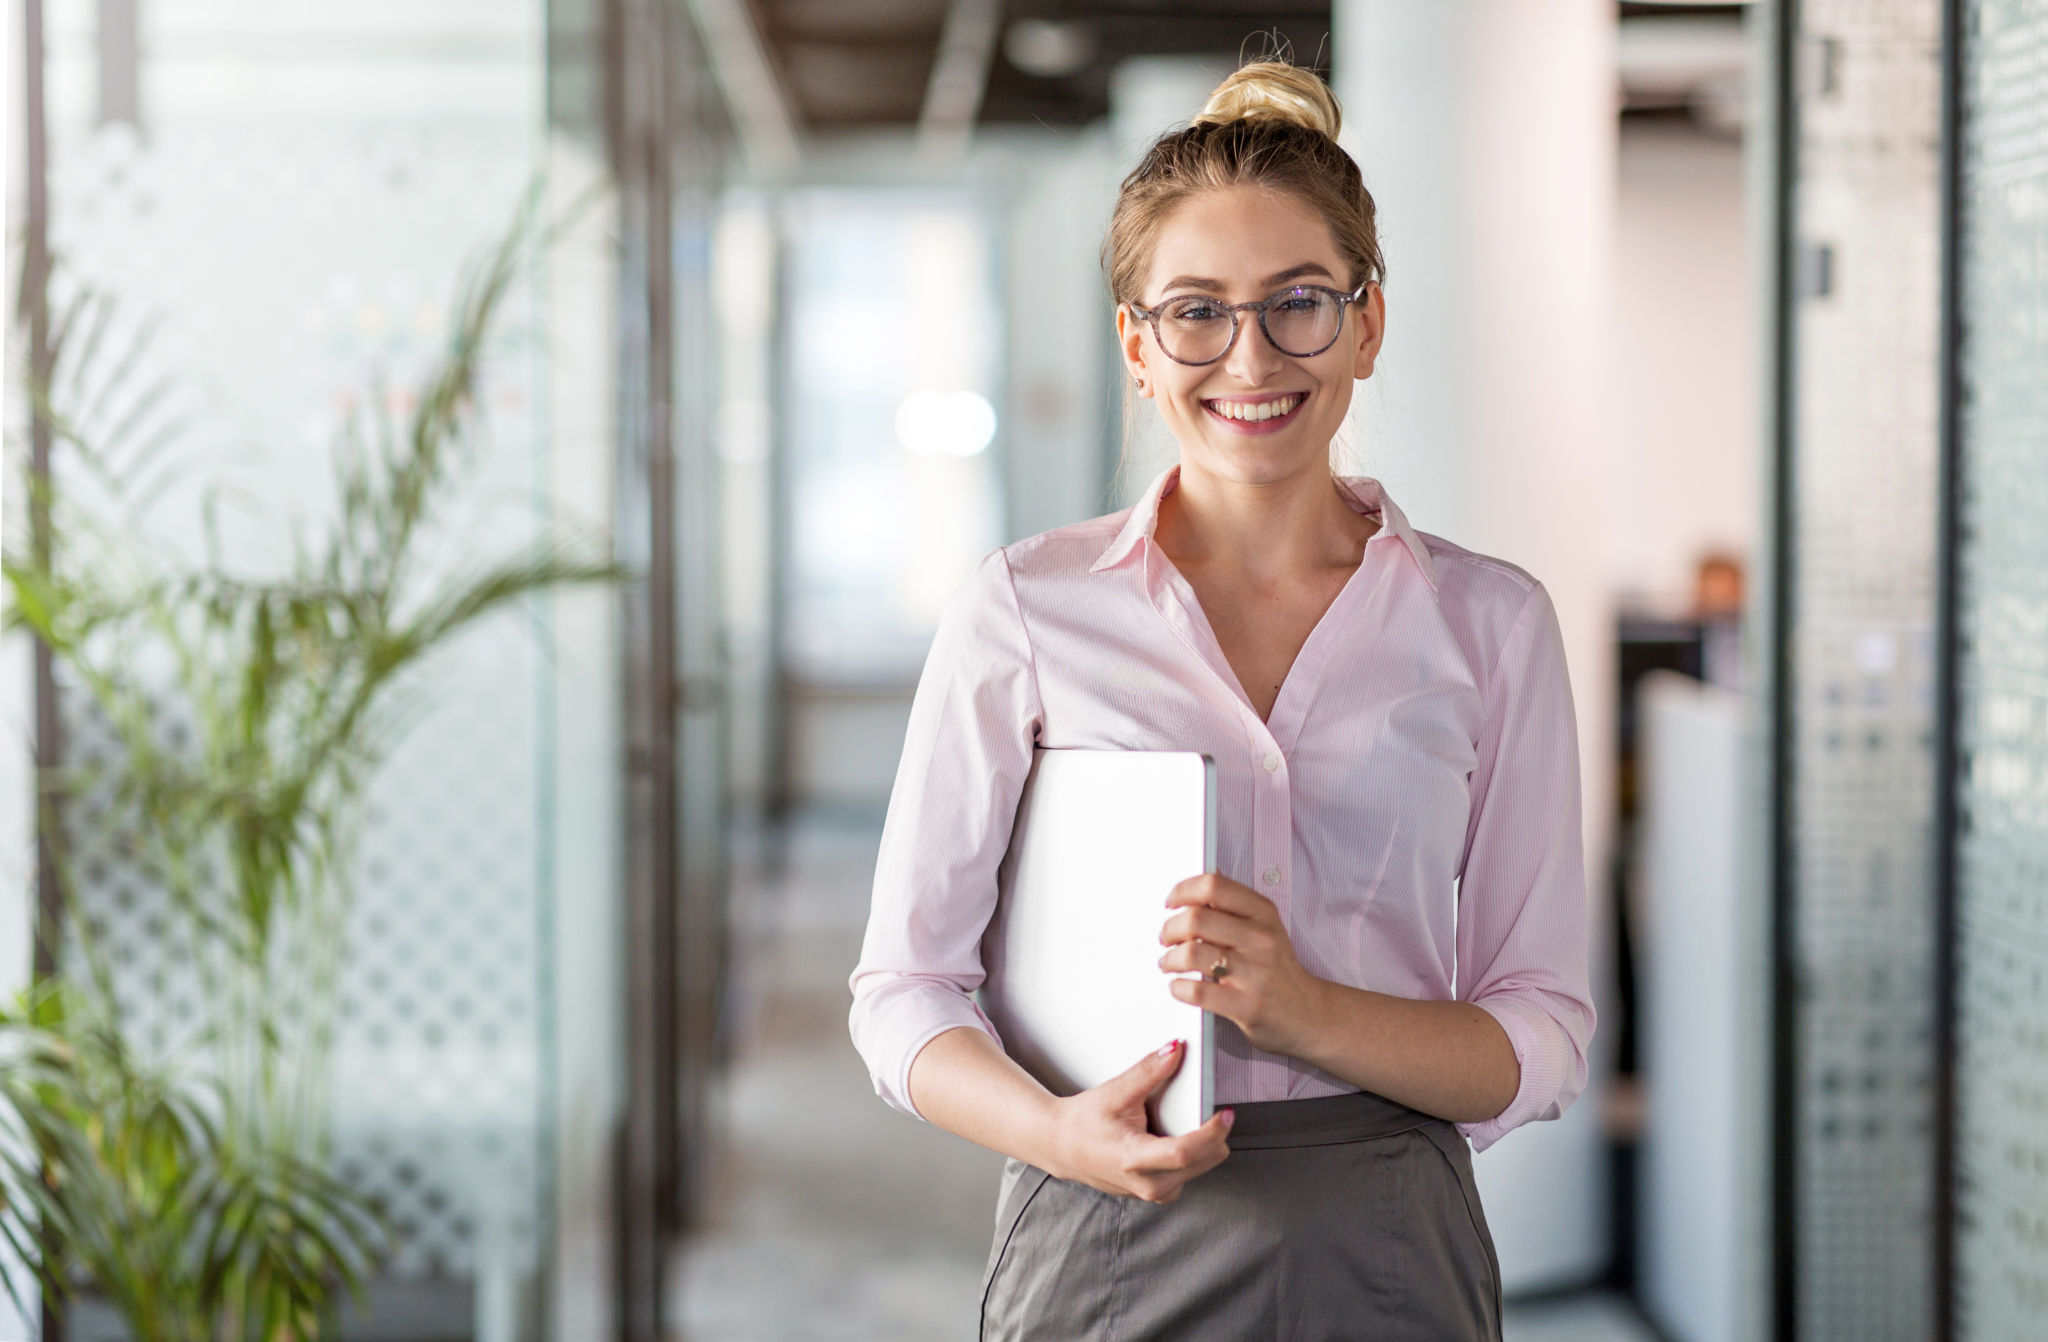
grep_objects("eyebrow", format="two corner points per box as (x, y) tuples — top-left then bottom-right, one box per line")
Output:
(1158, 263), (1336, 294)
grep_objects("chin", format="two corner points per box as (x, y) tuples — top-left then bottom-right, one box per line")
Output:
(1186, 421), (1338, 486)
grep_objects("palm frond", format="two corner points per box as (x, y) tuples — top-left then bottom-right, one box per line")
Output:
(0, 985), (387, 1337)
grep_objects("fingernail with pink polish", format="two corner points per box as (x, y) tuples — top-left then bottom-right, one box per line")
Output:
(1156, 1039), (1181, 1058)
(1220, 1108), (1236, 1127)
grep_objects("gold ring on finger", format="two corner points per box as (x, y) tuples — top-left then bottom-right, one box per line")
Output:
(1207, 951), (1231, 983)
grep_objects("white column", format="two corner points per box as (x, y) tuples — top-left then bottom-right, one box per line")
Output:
(1103, 57), (1234, 504)
(545, 134), (625, 1342)
(998, 133), (1117, 542)
(1335, 0), (1618, 1293)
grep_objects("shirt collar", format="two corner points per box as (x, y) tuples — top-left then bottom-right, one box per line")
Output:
(1089, 463), (1440, 593)
(1089, 464), (1178, 573)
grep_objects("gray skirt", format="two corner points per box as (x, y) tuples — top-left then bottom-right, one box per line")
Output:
(979, 1091), (1503, 1342)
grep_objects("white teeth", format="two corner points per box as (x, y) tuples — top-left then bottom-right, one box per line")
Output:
(1211, 395), (1300, 422)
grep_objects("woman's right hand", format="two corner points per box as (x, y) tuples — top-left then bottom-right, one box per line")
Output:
(1043, 1040), (1235, 1203)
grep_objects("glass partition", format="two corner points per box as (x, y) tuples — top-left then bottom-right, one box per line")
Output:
(20, 3), (618, 1336)
(1952, 2), (2048, 1334)
(1782, 2), (1943, 1336)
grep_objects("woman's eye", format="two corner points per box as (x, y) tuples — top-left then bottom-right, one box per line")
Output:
(1168, 302), (1223, 322)
(1276, 294), (1320, 313)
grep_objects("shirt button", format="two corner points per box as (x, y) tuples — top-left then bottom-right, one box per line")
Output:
(1262, 866), (1282, 886)
(1262, 752), (1281, 773)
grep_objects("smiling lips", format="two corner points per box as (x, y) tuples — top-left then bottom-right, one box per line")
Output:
(1202, 391), (1307, 432)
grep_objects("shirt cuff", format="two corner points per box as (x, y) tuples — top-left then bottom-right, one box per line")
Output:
(850, 979), (1003, 1120)
(1456, 993), (1581, 1153)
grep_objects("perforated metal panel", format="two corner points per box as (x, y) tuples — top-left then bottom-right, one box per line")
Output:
(1955, 4), (2048, 1336)
(1789, 2), (1943, 1336)
(331, 612), (546, 1282)
(58, 676), (215, 1059)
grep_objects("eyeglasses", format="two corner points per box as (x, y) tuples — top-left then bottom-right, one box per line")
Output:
(1126, 281), (1369, 366)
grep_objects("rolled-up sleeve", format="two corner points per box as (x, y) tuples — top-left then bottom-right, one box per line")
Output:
(1454, 581), (1596, 1152)
(848, 547), (1043, 1118)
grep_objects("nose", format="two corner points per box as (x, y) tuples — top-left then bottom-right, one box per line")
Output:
(1219, 311), (1287, 384)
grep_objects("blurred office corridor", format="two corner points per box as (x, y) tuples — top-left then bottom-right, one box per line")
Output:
(673, 820), (1002, 1340)
(4, 2), (2047, 1341)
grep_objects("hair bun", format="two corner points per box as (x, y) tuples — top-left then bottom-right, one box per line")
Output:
(1196, 60), (1341, 139)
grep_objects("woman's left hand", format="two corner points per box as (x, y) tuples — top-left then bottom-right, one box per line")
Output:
(1159, 873), (1329, 1057)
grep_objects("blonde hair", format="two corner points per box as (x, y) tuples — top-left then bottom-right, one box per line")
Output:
(1102, 59), (1384, 307)
(1199, 59), (1342, 138)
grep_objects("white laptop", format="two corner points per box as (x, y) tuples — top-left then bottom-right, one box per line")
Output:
(979, 748), (1217, 1137)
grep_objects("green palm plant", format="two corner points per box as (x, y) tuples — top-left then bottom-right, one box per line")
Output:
(0, 188), (621, 1333)
(0, 982), (381, 1339)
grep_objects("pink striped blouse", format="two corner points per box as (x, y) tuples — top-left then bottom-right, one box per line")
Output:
(848, 466), (1595, 1152)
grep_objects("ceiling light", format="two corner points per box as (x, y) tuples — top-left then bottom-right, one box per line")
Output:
(1004, 19), (1096, 80)
(897, 390), (998, 458)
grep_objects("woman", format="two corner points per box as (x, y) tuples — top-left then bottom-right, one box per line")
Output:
(849, 59), (1595, 1342)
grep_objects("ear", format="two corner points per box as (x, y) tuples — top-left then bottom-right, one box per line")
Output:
(1350, 284), (1386, 381)
(1115, 305), (1155, 398)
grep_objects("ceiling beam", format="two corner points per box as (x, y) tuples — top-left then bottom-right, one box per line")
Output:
(915, 0), (1001, 162)
(685, 0), (803, 174)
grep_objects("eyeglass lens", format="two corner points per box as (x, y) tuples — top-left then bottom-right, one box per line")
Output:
(1155, 286), (1345, 363)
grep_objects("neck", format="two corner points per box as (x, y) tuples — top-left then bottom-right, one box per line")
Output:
(1155, 453), (1373, 579)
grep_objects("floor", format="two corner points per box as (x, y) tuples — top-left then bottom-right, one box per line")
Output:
(670, 817), (1662, 1342)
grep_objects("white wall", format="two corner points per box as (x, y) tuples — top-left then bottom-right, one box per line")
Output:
(1610, 121), (1756, 612)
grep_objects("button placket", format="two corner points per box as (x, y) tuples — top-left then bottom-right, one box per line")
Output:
(1248, 721), (1291, 916)
(1146, 532), (1303, 914)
